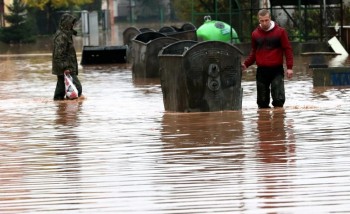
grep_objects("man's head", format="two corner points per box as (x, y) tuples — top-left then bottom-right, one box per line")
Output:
(258, 9), (271, 31)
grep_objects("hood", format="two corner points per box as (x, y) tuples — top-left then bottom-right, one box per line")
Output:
(59, 13), (77, 33)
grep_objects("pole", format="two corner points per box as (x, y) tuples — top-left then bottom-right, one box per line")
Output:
(340, 0), (344, 48)
(230, 0), (232, 44)
(108, 0), (114, 27)
(160, 7), (164, 27)
(129, 0), (131, 24)
(298, 0), (301, 41)
(191, 0), (194, 24)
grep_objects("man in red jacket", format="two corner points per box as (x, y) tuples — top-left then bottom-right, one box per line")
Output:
(242, 9), (293, 108)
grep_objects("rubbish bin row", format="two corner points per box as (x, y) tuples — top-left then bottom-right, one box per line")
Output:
(126, 25), (244, 112)
(123, 23), (197, 64)
(81, 20), (244, 112)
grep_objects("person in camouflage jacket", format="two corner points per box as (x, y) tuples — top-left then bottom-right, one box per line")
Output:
(52, 13), (82, 100)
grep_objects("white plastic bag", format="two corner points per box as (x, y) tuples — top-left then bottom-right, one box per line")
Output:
(64, 72), (78, 99)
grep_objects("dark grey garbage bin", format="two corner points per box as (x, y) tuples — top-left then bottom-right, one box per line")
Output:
(132, 32), (178, 78)
(159, 23), (197, 41)
(123, 27), (141, 63)
(159, 40), (243, 112)
(123, 27), (156, 63)
(123, 27), (140, 46)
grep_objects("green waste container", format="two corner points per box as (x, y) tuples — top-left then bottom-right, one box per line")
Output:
(196, 16), (240, 44)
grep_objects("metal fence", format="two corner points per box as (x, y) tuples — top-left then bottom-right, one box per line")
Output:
(191, 0), (343, 43)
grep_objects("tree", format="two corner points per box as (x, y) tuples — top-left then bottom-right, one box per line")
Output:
(24, 0), (93, 10)
(134, 0), (163, 21)
(171, 0), (243, 24)
(171, 0), (252, 41)
(23, 0), (93, 35)
(81, 0), (102, 11)
(0, 0), (36, 43)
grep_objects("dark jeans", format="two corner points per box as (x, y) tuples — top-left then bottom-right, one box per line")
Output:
(54, 74), (82, 100)
(256, 66), (285, 108)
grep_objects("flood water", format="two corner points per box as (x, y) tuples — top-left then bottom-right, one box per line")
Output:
(1, 26), (350, 213)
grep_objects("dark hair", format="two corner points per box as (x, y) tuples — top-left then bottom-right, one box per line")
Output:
(258, 9), (270, 17)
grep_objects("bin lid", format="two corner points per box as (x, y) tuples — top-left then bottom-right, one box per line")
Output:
(133, 32), (166, 43)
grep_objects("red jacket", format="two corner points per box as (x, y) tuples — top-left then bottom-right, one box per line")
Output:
(243, 23), (293, 70)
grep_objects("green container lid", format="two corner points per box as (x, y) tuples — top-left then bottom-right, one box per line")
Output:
(196, 18), (240, 43)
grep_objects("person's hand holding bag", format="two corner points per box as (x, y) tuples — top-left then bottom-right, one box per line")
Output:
(64, 70), (78, 99)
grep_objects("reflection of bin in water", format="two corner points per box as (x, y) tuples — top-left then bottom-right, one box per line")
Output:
(159, 23), (197, 41)
(132, 32), (178, 78)
(161, 111), (244, 148)
(159, 41), (243, 112)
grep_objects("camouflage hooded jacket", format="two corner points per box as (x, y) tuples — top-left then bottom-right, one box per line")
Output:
(52, 13), (78, 75)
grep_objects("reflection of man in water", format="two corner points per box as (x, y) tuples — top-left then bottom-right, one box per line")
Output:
(55, 100), (82, 146)
(52, 13), (82, 100)
(257, 109), (295, 163)
(55, 101), (82, 186)
(256, 109), (295, 209)
(55, 101), (82, 128)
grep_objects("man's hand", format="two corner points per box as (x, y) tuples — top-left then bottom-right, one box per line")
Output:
(241, 64), (247, 71)
(286, 69), (293, 79)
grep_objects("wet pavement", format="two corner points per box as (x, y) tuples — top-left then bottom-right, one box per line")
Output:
(1, 33), (350, 213)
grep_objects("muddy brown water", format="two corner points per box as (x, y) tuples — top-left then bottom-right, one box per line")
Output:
(1, 31), (350, 213)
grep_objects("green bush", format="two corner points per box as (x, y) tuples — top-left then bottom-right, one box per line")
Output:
(0, 0), (37, 44)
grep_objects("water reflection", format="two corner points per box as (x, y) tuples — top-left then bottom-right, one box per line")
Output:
(256, 108), (295, 163)
(55, 100), (82, 128)
(132, 77), (161, 95)
(40, 100), (84, 212)
(0, 56), (17, 81)
(54, 100), (82, 175)
(159, 112), (246, 212)
(161, 111), (244, 151)
(255, 109), (296, 211)
(328, 54), (349, 67)
(0, 142), (30, 214)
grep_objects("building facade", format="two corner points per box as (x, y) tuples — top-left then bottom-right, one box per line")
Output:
(104, 0), (171, 22)
(0, 0), (14, 27)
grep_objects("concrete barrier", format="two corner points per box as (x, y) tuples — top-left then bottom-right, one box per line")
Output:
(313, 67), (350, 86)
(301, 52), (340, 68)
